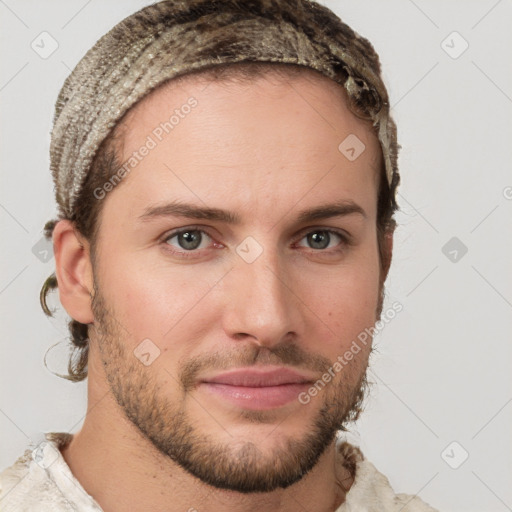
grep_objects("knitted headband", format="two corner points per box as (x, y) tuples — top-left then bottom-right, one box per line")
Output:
(50, 0), (399, 218)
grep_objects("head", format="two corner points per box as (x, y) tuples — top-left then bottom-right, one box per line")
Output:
(42, 0), (400, 494)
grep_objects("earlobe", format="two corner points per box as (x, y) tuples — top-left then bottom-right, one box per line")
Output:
(52, 220), (94, 324)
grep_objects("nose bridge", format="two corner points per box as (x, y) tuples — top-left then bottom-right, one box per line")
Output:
(223, 238), (301, 344)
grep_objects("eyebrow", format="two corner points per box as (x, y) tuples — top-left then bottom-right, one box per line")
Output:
(137, 200), (367, 225)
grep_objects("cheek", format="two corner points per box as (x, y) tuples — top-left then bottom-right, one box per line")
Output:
(301, 253), (380, 357)
(98, 251), (223, 349)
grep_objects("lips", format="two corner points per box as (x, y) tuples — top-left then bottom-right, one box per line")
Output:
(201, 367), (314, 387)
(199, 367), (315, 410)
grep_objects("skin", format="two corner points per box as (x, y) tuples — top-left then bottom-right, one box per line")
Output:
(53, 69), (393, 512)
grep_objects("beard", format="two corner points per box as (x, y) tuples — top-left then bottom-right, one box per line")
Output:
(90, 282), (371, 494)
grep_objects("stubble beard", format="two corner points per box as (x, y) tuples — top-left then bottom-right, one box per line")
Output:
(90, 283), (371, 493)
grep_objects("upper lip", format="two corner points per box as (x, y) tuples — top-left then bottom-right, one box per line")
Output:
(201, 367), (315, 387)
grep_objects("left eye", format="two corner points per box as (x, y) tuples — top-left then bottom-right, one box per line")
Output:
(297, 230), (345, 250)
(164, 229), (212, 251)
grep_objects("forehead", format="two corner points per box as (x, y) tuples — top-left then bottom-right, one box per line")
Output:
(101, 67), (382, 226)
(120, 65), (380, 155)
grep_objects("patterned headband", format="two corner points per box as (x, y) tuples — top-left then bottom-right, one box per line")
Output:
(50, 0), (399, 217)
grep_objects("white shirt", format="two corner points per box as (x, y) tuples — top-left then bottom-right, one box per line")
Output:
(0, 432), (439, 511)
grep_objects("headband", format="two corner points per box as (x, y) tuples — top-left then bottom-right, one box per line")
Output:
(50, 0), (398, 217)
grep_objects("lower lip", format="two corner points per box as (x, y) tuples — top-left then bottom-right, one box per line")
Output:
(200, 382), (310, 410)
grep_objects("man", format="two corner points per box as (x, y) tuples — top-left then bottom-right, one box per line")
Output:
(0, 0), (438, 510)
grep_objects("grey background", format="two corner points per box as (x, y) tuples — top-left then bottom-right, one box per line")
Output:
(1, 1), (511, 510)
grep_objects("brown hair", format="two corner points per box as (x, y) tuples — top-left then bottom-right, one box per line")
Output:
(42, 58), (399, 383)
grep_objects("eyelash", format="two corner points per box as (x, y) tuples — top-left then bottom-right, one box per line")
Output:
(161, 226), (352, 259)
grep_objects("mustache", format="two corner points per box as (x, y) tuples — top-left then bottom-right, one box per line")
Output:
(180, 342), (333, 392)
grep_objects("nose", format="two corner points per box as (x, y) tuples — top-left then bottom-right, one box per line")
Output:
(221, 247), (304, 348)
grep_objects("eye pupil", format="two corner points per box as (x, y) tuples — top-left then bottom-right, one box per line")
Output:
(179, 230), (202, 250)
(308, 231), (330, 249)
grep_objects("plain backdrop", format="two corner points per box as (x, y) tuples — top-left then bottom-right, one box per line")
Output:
(1, 1), (511, 511)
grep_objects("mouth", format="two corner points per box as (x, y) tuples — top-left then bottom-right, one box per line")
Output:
(199, 367), (315, 410)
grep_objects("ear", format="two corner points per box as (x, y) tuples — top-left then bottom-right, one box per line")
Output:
(52, 220), (94, 324)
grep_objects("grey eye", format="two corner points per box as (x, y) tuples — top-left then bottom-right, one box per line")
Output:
(300, 230), (343, 250)
(166, 230), (211, 251)
(307, 231), (330, 249)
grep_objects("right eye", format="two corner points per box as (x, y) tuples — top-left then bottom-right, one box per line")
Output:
(165, 229), (211, 250)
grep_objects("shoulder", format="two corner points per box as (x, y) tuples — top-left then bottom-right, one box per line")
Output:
(0, 446), (35, 509)
(336, 439), (439, 511)
(0, 432), (100, 512)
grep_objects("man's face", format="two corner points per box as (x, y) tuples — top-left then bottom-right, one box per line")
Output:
(88, 70), (385, 492)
